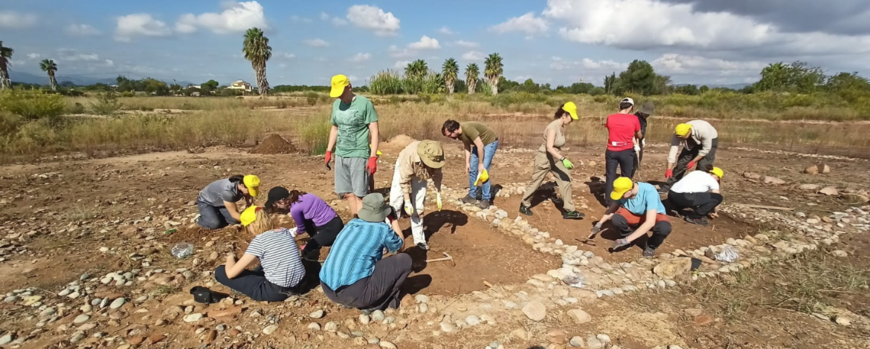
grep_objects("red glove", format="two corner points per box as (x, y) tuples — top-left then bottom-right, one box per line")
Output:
(687, 161), (697, 170)
(324, 151), (332, 165)
(665, 169), (673, 179)
(366, 157), (378, 174)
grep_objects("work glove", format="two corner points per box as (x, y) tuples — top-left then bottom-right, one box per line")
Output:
(591, 223), (603, 235)
(665, 169), (673, 179)
(404, 200), (414, 216)
(436, 193), (443, 211)
(324, 151), (332, 165)
(561, 158), (574, 170)
(612, 238), (630, 250)
(366, 157), (378, 175)
(687, 160), (697, 171)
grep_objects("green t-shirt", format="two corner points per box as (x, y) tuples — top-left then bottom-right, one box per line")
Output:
(331, 95), (378, 158)
(459, 122), (497, 148)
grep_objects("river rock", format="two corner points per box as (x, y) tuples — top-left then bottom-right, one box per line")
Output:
(371, 310), (385, 321)
(73, 315), (90, 324)
(0, 333), (13, 345)
(379, 341), (397, 349)
(307, 323), (321, 331)
(522, 301), (546, 321)
(764, 176), (786, 185)
(359, 314), (371, 325)
(262, 325), (278, 335)
(819, 186), (839, 196)
(183, 313), (203, 322)
(569, 336), (584, 347)
(110, 298), (126, 309)
(567, 309), (592, 324)
(309, 310), (325, 319)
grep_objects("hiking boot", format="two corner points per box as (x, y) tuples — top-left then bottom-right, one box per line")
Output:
(684, 216), (709, 226)
(460, 195), (479, 205)
(563, 211), (585, 220)
(416, 242), (430, 251)
(519, 204), (533, 216)
(643, 246), (657, 258)
(477, 200), (491, 209)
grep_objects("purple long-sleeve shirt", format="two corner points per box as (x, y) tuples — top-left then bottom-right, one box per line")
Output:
(291, 193), (338, 233)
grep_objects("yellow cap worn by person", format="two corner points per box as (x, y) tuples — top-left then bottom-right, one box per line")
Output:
(243, 175), (260, 197)
(610, 177), (634, 201)
(562, 101), (578, 120)
(329, 74), (350, 98)
(240, 206), (260, 227)
(675, 123), (692, 137)
(711, 167), (724, 179)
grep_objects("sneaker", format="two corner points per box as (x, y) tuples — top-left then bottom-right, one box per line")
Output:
(519, 204), (533, 216)
(477, 200), (491, 209)
(643, 246), (656, 258)
(460, 195), (479, 205)
(416, 242), (429, 251)
(684, 216), (709, 226)
(562, 211), (585, 220)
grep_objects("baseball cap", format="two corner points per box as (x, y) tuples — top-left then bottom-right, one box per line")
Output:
(562, 101), (578, 120)
(240, 206), (261, 227)
(610, 177), (634, 201)
(264, 186), (290, 210)
(621, 97), (635, 106)
(329, 74), (350, 98)
(675, 123), (692, 137)
(710, 167), (724, 179)
(243, 175), (260, 197)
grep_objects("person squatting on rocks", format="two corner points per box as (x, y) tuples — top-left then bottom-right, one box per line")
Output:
(325, 74), (380, 216)
(632, 101), (655, 177)
(264, 186), (344, 261)
(442, 120), (499, 209)
(195, 175), (260, 229)
(662, 119), (719, 192)
(519, 102), (585, 220)
(667, 165), (724, 226)
(214, 206), (309, 302)
(604, 98), (642, 205)
(594, 177), (673, 258)
(389, 140), (445, 251)
(319, 193), (412, 312)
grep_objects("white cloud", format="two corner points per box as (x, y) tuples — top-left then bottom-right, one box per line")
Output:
(0, 11), (37, 29)
(290, 15), (312, 24)
(26, 53), (41, 60)
(57, 49), (100, 62)
(319, 12), (348, 26)
(115, 14), (172, 42)
(462, 51), (486, 61)
(455, 40), (479, 48)
(438, 26), (455, 35)
(304, 39), (330, 47)
(275, 52), (296, 59)
(408, 36), (441, 50)
(651, 53), (766, 76)
(105, 59), (114, 67)
(278, 63), (288, 69)
(65, 24), (101, 36)
(349, 53), (372, 63)
(388, 45), (416, 59)
(489, 12), (549, 35)
(394, 60), (411, 69)
(175, 1), (268, 34)
(319, 12), (330, 21)
(347, 5), (400, 36)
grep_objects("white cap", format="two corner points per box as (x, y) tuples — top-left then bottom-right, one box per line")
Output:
(621, 97), (635, 106)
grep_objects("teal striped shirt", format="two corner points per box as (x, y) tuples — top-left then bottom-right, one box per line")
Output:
(320, 218), (403, 290)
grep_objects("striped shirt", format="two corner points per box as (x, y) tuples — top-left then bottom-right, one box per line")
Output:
(245, 228), (306, 288)
(319, 218), (403, 290)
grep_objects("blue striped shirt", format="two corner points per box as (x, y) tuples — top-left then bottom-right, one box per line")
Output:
(320, 218), (403, 290)
(246, 228), (305, 288)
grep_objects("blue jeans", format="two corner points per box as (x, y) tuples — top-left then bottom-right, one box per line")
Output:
(196, 201), (240, 229)
(468, 140), (499, 201)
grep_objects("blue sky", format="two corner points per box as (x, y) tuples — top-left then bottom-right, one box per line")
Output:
(3, 0), (870, 87)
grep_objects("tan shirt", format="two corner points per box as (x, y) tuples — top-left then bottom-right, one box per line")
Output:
(396, 141), (443, 196)
(668, 120), (718, 163)
(538, 119), (566, 153)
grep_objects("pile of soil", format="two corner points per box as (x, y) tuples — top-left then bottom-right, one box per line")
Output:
(250, 134), (297, 154)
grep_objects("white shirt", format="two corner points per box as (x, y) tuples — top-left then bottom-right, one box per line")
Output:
(670, 171), (720, 194)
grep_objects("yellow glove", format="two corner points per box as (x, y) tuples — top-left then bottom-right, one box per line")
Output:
(404, 200), (414, 216)
(436, 193), (442, 211)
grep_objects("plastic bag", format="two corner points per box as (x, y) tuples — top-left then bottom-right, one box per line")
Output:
(171, 242), (194, 259)
(562, 274), (585, 288)
(715, 245), (739, 263)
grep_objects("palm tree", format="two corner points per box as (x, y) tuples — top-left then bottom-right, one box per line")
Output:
(404, 59), (428, 80)
(0, 41), (13, 90)
(242, 27), (272, 96)
(40, 59), (58, 91)
(465, 63), (479, 94)
(484, 53), (503, 95)
(442, 58), (458, 94)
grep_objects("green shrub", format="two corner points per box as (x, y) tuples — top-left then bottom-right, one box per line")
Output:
(300, 118), (331, 155)
(0, 89), (66, 123)
(121, 91), (135, 98)
(0, 111), (23, 137)
(370, 70), (405, 95)
(90, 93), (123, 116)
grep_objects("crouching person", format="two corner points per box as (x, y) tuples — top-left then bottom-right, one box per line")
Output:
(594, 177), (672, 258)
(320, 193), (411, 312)
(668, 165), (724, 226)
(214, 206), (308, 302)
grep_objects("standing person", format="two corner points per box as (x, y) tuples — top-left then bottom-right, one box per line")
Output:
(195, 175), (260, 229)
(320, 193), (411, 312)
(661, 120), (719, 192)
(592, 177), (672, 258)
(632, 101), (655, 177)
(519, 102), (584, 220)
(214, 206), (308, 302)
(325, 74), (380, 216)
(441, 120), (499, 209)
(667, 165), (724, 226)
(389, 140), (446, 251)
(263, 187), (344, 260)
(604, 98), (642, 205)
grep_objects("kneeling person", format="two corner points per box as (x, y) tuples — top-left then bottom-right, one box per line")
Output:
(668, 165), (724, 226)
(320, 193), (411, 311)
(594, 177), (672, 258)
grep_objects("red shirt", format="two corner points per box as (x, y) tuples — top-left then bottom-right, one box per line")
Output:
(605, 113), (640, 151)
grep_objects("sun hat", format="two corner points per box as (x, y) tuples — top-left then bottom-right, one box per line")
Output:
(562, 101), (578, 120)
(710, 167), (724, 179)
(240, 206), (261, 227)
(674, 123), (692, 137)
(264, 186), (290, 210)
(243, 175), (261, 197)
(638, 101), (655, 115)
(610, 177), (634, 201)
(417, 140), (445, 169)
(620, 97), (635, 106)
(329, 74), (350, 98)
(358, 193), (392, 223)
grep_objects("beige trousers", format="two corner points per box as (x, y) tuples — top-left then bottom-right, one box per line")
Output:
(521, 152), (575, 211)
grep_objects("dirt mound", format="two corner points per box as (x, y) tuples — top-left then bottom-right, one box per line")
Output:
(250, 134), (297, 154)
(379, 134), (416, 153)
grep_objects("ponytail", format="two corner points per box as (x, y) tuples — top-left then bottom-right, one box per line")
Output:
(554, 104), (567, 119)
(228, 175), (244, 183)
(287, 190), (307, 208)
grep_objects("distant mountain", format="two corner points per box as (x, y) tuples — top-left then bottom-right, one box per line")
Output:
(11, 71), (192, 87)
(673, 82), (752, 89)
